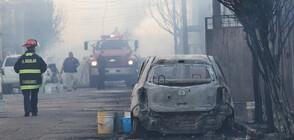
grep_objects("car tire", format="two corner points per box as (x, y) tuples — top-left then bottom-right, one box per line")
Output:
(221, 115), (234, 132)
(2, 84), (12, 94)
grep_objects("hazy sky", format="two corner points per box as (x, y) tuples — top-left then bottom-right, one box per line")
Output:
(50, 0), (212, 63)
(51, 0), (172, 61)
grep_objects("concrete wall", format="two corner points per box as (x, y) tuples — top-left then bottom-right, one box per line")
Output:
(206, 27), (254, 103)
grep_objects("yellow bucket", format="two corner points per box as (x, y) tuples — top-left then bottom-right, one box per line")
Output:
(97, 112), (115, 134)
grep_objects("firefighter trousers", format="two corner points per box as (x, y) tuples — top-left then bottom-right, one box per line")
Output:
(22, 89), (39, 115)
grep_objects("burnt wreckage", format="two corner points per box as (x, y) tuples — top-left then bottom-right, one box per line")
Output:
(130, 54), (234, 134)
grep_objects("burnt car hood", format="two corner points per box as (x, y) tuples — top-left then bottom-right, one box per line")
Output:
(145, 81), (219, 112)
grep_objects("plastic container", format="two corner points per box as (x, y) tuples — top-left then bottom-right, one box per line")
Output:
(114, 112), (124, 132)
(122, 118), (132, 133)
(97, 112), (115, 134)
(45, 83), (57, 94)
(124, 112), (131, 118)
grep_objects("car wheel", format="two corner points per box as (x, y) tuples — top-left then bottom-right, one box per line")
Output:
(221, 115), (234, 132)
(2, 84), (12, 94)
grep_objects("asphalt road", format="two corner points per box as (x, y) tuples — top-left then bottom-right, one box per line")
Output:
(0, 86), (132, 140)
(0, 84), (246, 140)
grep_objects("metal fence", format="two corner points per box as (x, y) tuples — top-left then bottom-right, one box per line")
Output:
(205, 15), (242, 30)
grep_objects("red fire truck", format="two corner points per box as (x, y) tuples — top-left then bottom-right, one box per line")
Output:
(84, 35), (140, 87)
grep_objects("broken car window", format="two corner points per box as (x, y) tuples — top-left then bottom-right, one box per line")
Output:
(148, 64), (215, 86)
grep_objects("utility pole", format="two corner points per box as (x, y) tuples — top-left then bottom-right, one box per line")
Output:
(182, 0), (189, 54)
(172, 0), (178, 54)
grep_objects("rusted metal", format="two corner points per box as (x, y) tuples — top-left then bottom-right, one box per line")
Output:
(130, 54), (234, 134)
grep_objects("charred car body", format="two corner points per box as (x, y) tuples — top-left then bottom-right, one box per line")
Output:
(130, 55), (234, 134)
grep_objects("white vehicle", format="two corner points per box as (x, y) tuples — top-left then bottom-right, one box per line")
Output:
(130, 55), (234, 135)
(1, 55), (21, 94)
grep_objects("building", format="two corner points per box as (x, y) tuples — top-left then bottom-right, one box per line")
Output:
(205, 1), (294, 111)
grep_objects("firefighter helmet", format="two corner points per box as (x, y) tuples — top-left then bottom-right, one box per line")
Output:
(23, 39), (40, 47)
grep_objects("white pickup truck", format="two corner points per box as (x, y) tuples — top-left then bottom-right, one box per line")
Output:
(1, 55), (21, 94)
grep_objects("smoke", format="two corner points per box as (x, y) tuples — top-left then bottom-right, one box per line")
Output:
(134, 16), (174, 57)
(0, 0), (213, 66)
(54, 0), (176, 59)
(45, 0), (212, 66)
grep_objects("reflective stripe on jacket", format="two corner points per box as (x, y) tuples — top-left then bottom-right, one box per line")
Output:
(21, 85), (41, 90)
(20, 69), (41, 74)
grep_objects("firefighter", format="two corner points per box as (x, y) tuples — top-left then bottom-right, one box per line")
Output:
(123, 29), (132, 40)
(112, 27), (121, 35)
(97, 51), (107, 89)
(48, 63), (60, 83)
(14, 39), (47, 117)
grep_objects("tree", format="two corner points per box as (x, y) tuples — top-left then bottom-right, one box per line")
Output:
(0, 0), (65, 56)
(217, 0), (294, 138)
(23, 0), (65, 53)
(149, 0), (182, 54)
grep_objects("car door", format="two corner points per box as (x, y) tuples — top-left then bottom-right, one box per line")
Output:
(2, 56), (20, 85)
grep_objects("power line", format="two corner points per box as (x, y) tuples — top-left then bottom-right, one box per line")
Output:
(67, 10), (146, 20)
(66, 10), (148, 23)
(69, 0), (125, 4)
(67, 12), (147, 24)
(66, 6), (146, 10)
(63, 0), (150, 27)
(68, 0), (131, 7)
(66, 1), (146, 10)
(67, 16), (143, 26)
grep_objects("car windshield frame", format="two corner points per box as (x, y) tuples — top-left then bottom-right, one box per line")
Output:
(147, 63), (216, 86)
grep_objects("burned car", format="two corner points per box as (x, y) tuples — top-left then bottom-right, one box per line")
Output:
(130, 54), (234, 135)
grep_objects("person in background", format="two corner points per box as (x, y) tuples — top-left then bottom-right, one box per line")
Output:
(48, 63), (60, 83)
(60, 52), (80, 92)
(97, 51), (107, 89)
(0, 59), (3, 68)
(123, 29), (132, 40)
(42, 67), (52, 85)
(14, 39), (47, 117)
(112, 27), (121, 35)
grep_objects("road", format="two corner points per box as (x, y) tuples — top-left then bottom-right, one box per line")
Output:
(0, 85), (132, 140)
(0, 84), (245, 140)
